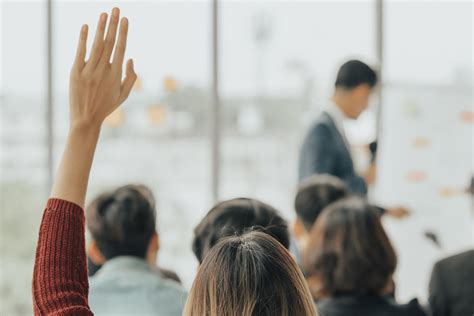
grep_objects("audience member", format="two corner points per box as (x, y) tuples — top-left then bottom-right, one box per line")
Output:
(184, 231), (318, 315)
(86, 184), (186, 315)
(428, 249), (474, 316)
(192, 197), (289, 263)
(293, 174), (349, 243)
(303, 197), (426, 316)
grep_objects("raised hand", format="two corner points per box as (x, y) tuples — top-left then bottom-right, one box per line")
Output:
(51, 8), (136, 208)
(69, 7), (136, 129)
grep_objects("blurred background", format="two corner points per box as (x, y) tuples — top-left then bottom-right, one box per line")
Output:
(1, 0), (472, 314)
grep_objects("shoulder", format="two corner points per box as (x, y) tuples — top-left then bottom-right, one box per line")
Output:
(304, 115), (334, 140)
(393, 298), (427, 316)
(434, 249), (474, 272)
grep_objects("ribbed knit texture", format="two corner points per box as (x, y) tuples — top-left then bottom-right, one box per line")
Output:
(32, 198), (93, 315)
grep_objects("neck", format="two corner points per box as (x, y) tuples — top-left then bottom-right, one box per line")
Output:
(331, 94), (350, 118)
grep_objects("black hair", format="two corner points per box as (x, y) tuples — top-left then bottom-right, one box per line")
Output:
(335, 60), (377, 89)
(192, 198), (290, 263)
(87, 184), (156, 260)
(295, 174), (349, 231)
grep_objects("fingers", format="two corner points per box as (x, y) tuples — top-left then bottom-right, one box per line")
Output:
(99, 8), (120, 65)
(112, 17), (129, 68)
(119, 59), (137, 104)
(73, 24), (88, 69)
(86, 12), (108, 69)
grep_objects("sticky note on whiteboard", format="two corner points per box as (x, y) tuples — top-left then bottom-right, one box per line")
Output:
(407, 170), (426, 182)
(459, 111), (474, 124)
(413, 138), (430, 148)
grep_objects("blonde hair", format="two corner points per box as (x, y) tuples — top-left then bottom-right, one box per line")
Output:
(184, 231), (318, 316)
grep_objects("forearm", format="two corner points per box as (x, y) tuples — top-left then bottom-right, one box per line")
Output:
(50, 124), (101, 208)
(33, 199), (92, 315)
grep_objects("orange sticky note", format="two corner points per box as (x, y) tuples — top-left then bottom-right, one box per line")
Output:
(413, 138), (430, 148)
(460, 111), (474, 124)
(407, 171), (426, 182)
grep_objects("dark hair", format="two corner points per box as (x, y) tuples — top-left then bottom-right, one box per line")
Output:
(87, 184), (156, 260)
(303, 197), (397, 298)
(184, 231), (318, 316)
(295, 174), (349, 232)
(192, 198), (290, 263)
(335, 60), (377, 89)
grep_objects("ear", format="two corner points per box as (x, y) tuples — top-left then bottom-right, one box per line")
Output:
(146, 232), (159, 266)
(306, 275), (322, 300)
(292, 218), (308, 240)
(88, 240), (106, 265)
(150, 232), (160, 252)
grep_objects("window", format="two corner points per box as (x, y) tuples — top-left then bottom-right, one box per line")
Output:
(1, 1), (47, 314)
(220, 0), (376, 217)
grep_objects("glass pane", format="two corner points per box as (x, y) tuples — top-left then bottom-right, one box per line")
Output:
(220, 0), (376, 217)
(1, 1), (48, 314)
(53, 0), (211, 288)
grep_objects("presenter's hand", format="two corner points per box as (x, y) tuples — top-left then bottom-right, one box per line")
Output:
(386, 207), (410, 219)
(69, 7), (136, 130)
(364, 164), (377, 185)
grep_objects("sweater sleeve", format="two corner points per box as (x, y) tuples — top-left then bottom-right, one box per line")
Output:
(32, 198), (93, 315)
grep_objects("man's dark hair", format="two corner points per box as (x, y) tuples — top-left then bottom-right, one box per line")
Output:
(87, 184), (156, 260)
(335, 60), (377, 89)
(303, 197), (397, 298)
(295, 174), (349, 232)
(192, 198), (289, 263)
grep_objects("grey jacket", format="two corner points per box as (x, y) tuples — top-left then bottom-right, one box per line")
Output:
(89, 256), (187, 316)
(429, 249), (474, 316)
(298, 111), (367, 195)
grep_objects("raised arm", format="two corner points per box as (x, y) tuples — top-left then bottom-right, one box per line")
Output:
(32, 8), (136, 315)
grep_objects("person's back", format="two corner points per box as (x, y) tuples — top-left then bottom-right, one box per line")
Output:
(87, 185), (187, 316)
(89, 256), (186, 316)
(429, 249), (474, 316)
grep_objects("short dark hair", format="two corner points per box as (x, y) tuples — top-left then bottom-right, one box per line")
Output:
(303, 197), (397, 298)
(87, 184), (156, 260)
(295, 174), (349, 231)
(192, 198), (290, 263)
(335, 60), (377, 89)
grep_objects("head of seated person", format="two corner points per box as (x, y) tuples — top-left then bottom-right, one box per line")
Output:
(294, 174), (349, 248)
(87, 184), (158, 268)
(184, 231), (318, 316)
(192, 198), (290, 263)
(303, 196), (396, 301)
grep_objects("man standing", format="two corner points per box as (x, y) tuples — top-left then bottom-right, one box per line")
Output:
(299, 60), (377, 195)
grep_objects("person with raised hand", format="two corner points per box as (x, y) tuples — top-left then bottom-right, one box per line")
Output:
(32, 8), (136, 315)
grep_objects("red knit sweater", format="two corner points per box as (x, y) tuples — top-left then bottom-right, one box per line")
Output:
(33, 198), (93, 315)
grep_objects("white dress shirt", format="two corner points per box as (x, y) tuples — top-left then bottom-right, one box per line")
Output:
(324, 103), (351, 153)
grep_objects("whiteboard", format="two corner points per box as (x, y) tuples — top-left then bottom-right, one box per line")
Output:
(372, 83), (473, 303)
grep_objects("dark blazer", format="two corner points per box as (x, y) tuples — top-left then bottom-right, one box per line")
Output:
(429, 249), (474, 316)
(298, 111), (367, 195)
(316, 295), (426, 316)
